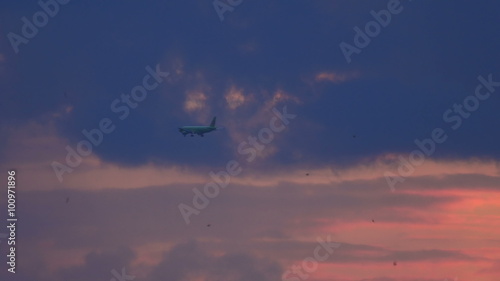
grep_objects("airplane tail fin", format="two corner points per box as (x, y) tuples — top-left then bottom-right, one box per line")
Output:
(210, 116), (216, 127)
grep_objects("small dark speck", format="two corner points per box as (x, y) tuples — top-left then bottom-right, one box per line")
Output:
(372, 219), (375, 223)
(66, 197), (70, 204)
(206, 224), (211, 227)
(305, 173), (309, 176)
(393, 261), (397, 266)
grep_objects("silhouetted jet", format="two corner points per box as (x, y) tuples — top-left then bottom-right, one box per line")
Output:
(178, 117), (219, 137)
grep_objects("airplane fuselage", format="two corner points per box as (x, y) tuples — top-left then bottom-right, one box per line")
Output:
(179, 116), (218, 137)
(178, 126), (216, 137)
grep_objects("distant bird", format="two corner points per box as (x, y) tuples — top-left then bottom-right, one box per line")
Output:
(393, 261), (397, 266)
(65, 197), (70, 204)
(206, 224), (211, 227)
(352, 135), (356, 138)
(371, 219), (375, 223)
(305, 173), (309, 176)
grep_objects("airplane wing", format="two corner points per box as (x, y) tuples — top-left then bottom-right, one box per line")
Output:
(179, 128), (193, 134)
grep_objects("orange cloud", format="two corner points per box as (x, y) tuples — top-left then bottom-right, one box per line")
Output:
(224, 86), (246, 110)
(314, 71), (359, 83)
(184, 90), (208, 113)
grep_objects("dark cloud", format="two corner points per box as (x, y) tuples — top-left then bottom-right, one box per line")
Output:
(402, 173), (500, 191)
(13, 179), (455, 251)
(59, 248), (136, 281)
(145, 240), (283, 281)
(2, 0), (500, 169)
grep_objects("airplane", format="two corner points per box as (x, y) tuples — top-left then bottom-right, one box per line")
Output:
(178, 116), (219, 137)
